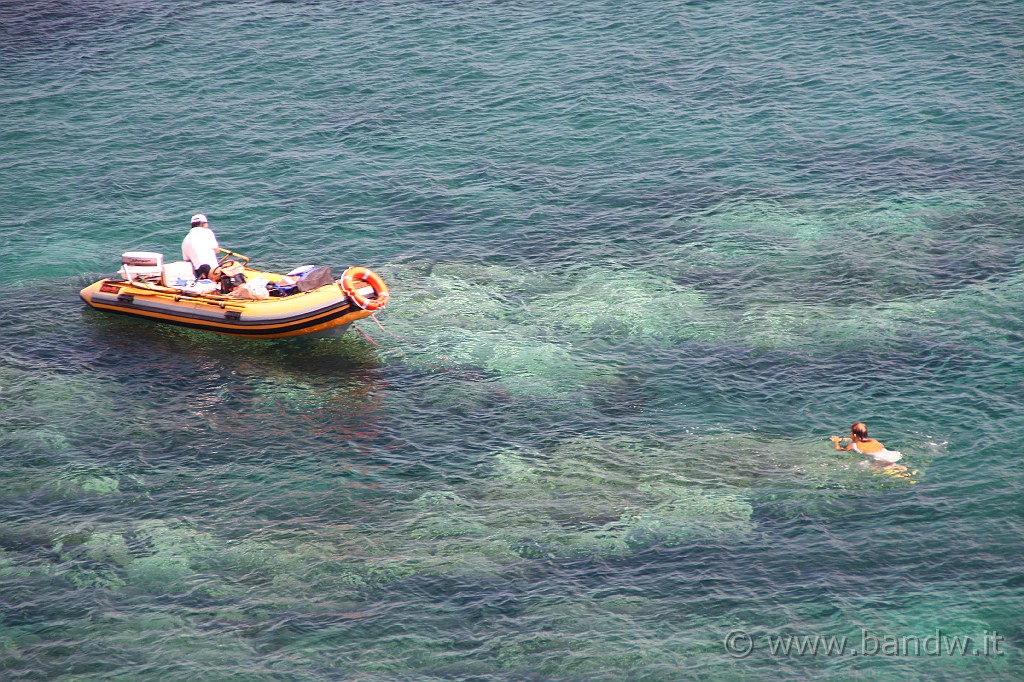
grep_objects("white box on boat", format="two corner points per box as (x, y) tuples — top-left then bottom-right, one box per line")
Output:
(162, 260), (196, 287)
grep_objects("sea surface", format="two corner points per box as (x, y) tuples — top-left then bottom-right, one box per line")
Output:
(1, 1), (1022, 680)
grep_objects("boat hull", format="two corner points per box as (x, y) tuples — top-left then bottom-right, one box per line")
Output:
(80, 274), (374, 339)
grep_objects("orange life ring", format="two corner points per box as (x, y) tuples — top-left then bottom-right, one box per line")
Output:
(340, 267), (390, 311)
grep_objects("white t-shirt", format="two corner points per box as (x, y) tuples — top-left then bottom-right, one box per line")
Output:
(182, 226), (219, 270)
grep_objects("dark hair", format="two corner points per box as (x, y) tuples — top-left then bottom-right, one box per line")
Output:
(851, 422), (869, 439)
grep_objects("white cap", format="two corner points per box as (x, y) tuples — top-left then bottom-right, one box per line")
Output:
(191, 213), (208, 225)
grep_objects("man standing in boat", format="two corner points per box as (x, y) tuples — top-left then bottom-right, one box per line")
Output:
(182, 213), (224, 280)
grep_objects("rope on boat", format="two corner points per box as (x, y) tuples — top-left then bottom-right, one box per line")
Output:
(353, 324), (381, 347)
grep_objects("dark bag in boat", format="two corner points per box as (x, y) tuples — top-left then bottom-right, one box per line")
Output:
(220, 272), (246, 294)
(217, 261), (247, 294)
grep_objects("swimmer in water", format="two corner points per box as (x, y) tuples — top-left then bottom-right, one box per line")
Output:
(830, 421), (884, 455)
(830, 421), (908, 468)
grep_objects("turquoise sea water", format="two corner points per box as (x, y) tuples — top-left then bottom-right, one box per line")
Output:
(2, 0), (1023, 679)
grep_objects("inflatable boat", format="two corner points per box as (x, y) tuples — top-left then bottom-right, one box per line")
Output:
(80, 251), (389, 339)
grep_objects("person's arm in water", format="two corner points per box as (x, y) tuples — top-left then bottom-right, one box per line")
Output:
(829, 436), (854, 451)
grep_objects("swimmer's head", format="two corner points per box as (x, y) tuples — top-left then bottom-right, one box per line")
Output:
(851, 422), (869, 440)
